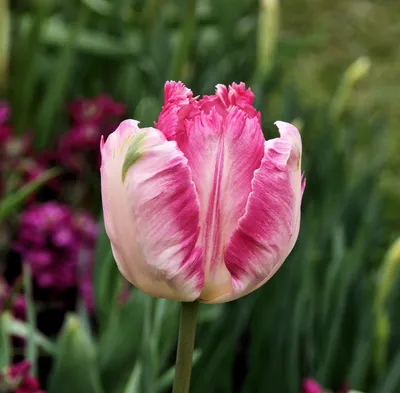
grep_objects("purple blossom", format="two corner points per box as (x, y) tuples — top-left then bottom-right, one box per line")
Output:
(0, 360), (46, 393)
(68, 95), (125, 125)
(338, 382), (350, 393)
(0, 100), (10, 125)
(57, 95), (125, 173)
(15, 203), (98, 310)
(302, 378), (324, 393)
(12, 295), (27, 320)
(0, 124), (11, 143)
(57, 123), (102, 171)
(0, 122), (51, 199)
(0, 276), (26, 320)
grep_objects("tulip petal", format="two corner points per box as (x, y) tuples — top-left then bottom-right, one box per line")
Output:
(178, 107), (265, 301)
(199, 82), (259, 120)
(211, 121), (304, 303)
(155, 81), (198, 140)
(100, 120), (203, 301)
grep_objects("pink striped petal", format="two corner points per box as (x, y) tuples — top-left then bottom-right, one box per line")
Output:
(156, 82), (260, 143)
(155, 81), (198, 140)
(100, 120), (203, 301)
(208, 121), (304, 303)
(177, 107), (265, 301)
(199, 82), (259, 120)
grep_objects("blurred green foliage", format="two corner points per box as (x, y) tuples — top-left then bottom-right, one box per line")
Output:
(1, 0), (399, 392)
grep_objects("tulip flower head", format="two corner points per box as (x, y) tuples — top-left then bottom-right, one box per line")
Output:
(100, 81), (305, 303)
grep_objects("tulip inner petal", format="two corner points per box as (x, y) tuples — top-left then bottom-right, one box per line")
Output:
(177, 107), (265, 301)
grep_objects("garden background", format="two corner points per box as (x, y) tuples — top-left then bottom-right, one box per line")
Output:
(0, 0), (399, 392)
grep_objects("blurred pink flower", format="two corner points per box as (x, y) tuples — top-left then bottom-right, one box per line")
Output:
(338, 382), (350, 393)
(58, 95), (125, 173)
(0, 276), (26, 320)
(0, 124), (11, 143)
(15, 203), (97, 293)
(3, 134), (32, 160)
(68, 95), (125, 125)
(0, 360), (46, 393)
(17, 157), (59, 195)
(12, 295), (27, 320)
(73, 211), (98, 248)
(14, 203), (98, 310)
(302, 378), (324, 393)
(0, 101), (10, 125)
(58, 123), (101, 171)
(1, 132), (34, 190)
(0, 101), (55, 200)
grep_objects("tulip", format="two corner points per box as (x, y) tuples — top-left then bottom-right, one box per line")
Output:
(100, 81), (305, 304)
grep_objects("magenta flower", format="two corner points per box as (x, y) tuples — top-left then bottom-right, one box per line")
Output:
(3, 134), (32, 160)
(15, 202), (78, 289)
(0, 124), (11, 143)
(69, 95), (125, 125)
(15, 203), (98, 302)
(338, 382), (350, 393)
(0, 360), (46, 393)
(59, 96), (125, 172)
(0, 101), (10, 125)
(0, 276), (26, 320)
(100, 81), (305, 303)
(302, 378), (324, 393)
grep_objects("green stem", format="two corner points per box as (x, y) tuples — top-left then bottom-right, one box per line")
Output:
(172, 301), (199, 393)
(23, 264), (37, 376)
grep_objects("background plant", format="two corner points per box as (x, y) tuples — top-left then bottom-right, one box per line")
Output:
(0, 0), (398, 392)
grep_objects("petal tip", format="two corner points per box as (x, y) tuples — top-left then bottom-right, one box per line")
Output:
(119, 119), (140, 131)
(274, 121), (302, 158)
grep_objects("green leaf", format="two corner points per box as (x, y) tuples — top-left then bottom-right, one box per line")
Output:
(4, 314), (55, 355)
(94, 219), (121, 330)
(168, 0), (196, 81)
(36, 5), (89, 147)
(98, 289), (147, 393)
(122, 362), (142, 393)
(82, 0), (113, 15)
(12, 0), (50, 134)
(0, 167), (61, 222)
(380, 349), (400, 393)
(139, 295), (156, 393)
(0, 0), (10, 91)
(0, 313), (10, 369)
(48, 314), (104, 393)
(133, 97), (161, 128)
(23, 264), (37, 376)
(20, 16), (142, 57)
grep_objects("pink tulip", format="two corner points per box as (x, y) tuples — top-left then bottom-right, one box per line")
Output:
(100, 81), (305, 303)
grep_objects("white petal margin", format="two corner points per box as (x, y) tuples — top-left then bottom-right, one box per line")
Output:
(205, 121), (304, 303)
(100, 120), (204, 301)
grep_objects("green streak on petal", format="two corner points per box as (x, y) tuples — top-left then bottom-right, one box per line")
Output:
(121, 132), (146, 183)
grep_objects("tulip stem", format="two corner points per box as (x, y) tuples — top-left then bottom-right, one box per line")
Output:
(172, 301), (199, 393)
